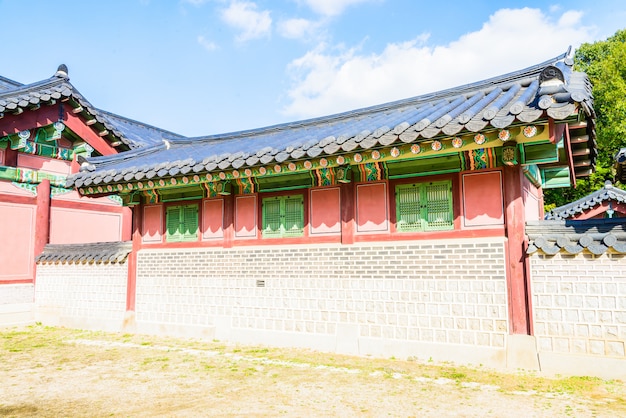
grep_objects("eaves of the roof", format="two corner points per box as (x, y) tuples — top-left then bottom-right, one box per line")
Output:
(527, 219), (626, 255)
(0, 65), (180, 150)
(545, 181), (626, 220)
(67, 51), (596, 190)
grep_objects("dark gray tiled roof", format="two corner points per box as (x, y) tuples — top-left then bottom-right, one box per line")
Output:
(527, 219), (626, 255)
(98, 110), (186, 148)
(67, 51), (595, 189)
(0, 65), (181, 149)
(545, 181), (626, 220)
(616, 147), (626, 184)
(0, 75), (21, 91)
(35, 241), (132, 264)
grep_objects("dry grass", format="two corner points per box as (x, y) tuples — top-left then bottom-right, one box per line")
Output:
(1, 324), (624, 417)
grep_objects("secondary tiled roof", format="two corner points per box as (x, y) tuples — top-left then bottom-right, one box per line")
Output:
(527, 219), (626, 255)
(35, 241), (132, 264)
(545, 181), (626, 220)
(0, 75), (21, 91)
(67, 51), (595, 190)
(0, 65), (183, 149)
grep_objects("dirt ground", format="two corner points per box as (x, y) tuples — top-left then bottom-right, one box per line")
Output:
(1, 325), (625, 417)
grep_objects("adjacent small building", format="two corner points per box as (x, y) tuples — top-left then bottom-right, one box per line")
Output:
(0, 66), (181, 324)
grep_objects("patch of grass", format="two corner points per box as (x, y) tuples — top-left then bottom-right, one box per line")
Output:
(2, 324), (625, 417)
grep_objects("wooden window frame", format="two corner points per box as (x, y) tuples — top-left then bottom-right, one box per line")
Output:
(165, 203), (199, 242)
(395, 179), (454, 232)
(261, 193), (305, 238)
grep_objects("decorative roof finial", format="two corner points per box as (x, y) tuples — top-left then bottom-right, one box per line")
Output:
(55, 64), (69, 78)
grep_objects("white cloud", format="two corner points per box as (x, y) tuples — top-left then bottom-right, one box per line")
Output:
(282, 7), (593, 119)
(278, 18), (319, 40)
(197, 35), (219, 51)
(221, 1), (272, 42)
(302, 0), (375, 17)
(181, 0), (210, 5)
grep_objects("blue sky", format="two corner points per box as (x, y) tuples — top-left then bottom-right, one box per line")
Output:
(1, 0), (625, 137)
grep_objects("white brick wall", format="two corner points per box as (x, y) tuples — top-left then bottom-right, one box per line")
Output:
(531, 252), (626, 358)
(0, 283), (34, 304)
(136, 238), (509, 350)
(0, 283), (34, 326)
(35, 263), (128, 330)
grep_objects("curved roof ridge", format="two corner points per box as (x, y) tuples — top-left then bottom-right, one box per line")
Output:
(175, 52), (567, 144)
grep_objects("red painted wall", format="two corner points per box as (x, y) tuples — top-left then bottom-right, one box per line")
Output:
(356, 182), (389, 233)
(235, 195), (257, 239)
(50, 207), (124, 244)
(0, 202), (35, 281)
(17, 154), (71, 176)
(203, 199), (224, 240)
(522, 175), (543, 222)
(462, 171), (504, 227)
(142, 205), (163, 243)
(310, 187), (341, 235)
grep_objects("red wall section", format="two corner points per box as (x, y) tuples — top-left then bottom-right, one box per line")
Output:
(0, 181), (36, 198)
(356, 182), (389, 233)
(235, 195), (257, 239)
(310, 187), (341, 235)
(143, 205), (163, 243)
(0, 202), (35, 281)
(50, 207), (124, 244)
(522, 176), (543, 221)
(202, 199), (224, 240)
(462, 172), (504, 227)
(17, 154), (71, 176)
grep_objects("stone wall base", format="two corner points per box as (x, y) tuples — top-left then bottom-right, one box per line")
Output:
(0, 303), (34, 327)
(506, 334), (540, 371)
(135, 318), (515, 370)
(538, 352), (626, 380)
(34, 306), (125, 333)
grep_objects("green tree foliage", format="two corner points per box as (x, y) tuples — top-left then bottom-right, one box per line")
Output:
(544, 29), (626, 209)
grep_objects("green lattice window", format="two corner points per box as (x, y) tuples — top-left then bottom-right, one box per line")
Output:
(166, 204), (199, 242)
(262, 194), (304, 238)
(395, 180), (453, 232)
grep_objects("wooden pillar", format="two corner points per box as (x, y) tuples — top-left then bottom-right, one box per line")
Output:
(503, 165), (531, 335)
(126, 204), (142, 312)
(341, 181), (355, 245)
(33, 179), (51, 284)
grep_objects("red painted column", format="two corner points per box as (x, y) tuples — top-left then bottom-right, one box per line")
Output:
(503, 165), (531, 335)
(126, 204), (142, 312)
(33, 179), (51, 285)
(341, 181), (355, 245)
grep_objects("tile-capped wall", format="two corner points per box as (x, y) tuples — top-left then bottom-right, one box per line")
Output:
(35, 263), (128, 328)
(531, 252), (626, 358)
(136, 238), (508, 349)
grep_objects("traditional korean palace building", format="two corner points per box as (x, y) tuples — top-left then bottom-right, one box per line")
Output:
(3, 52), (626, 378)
